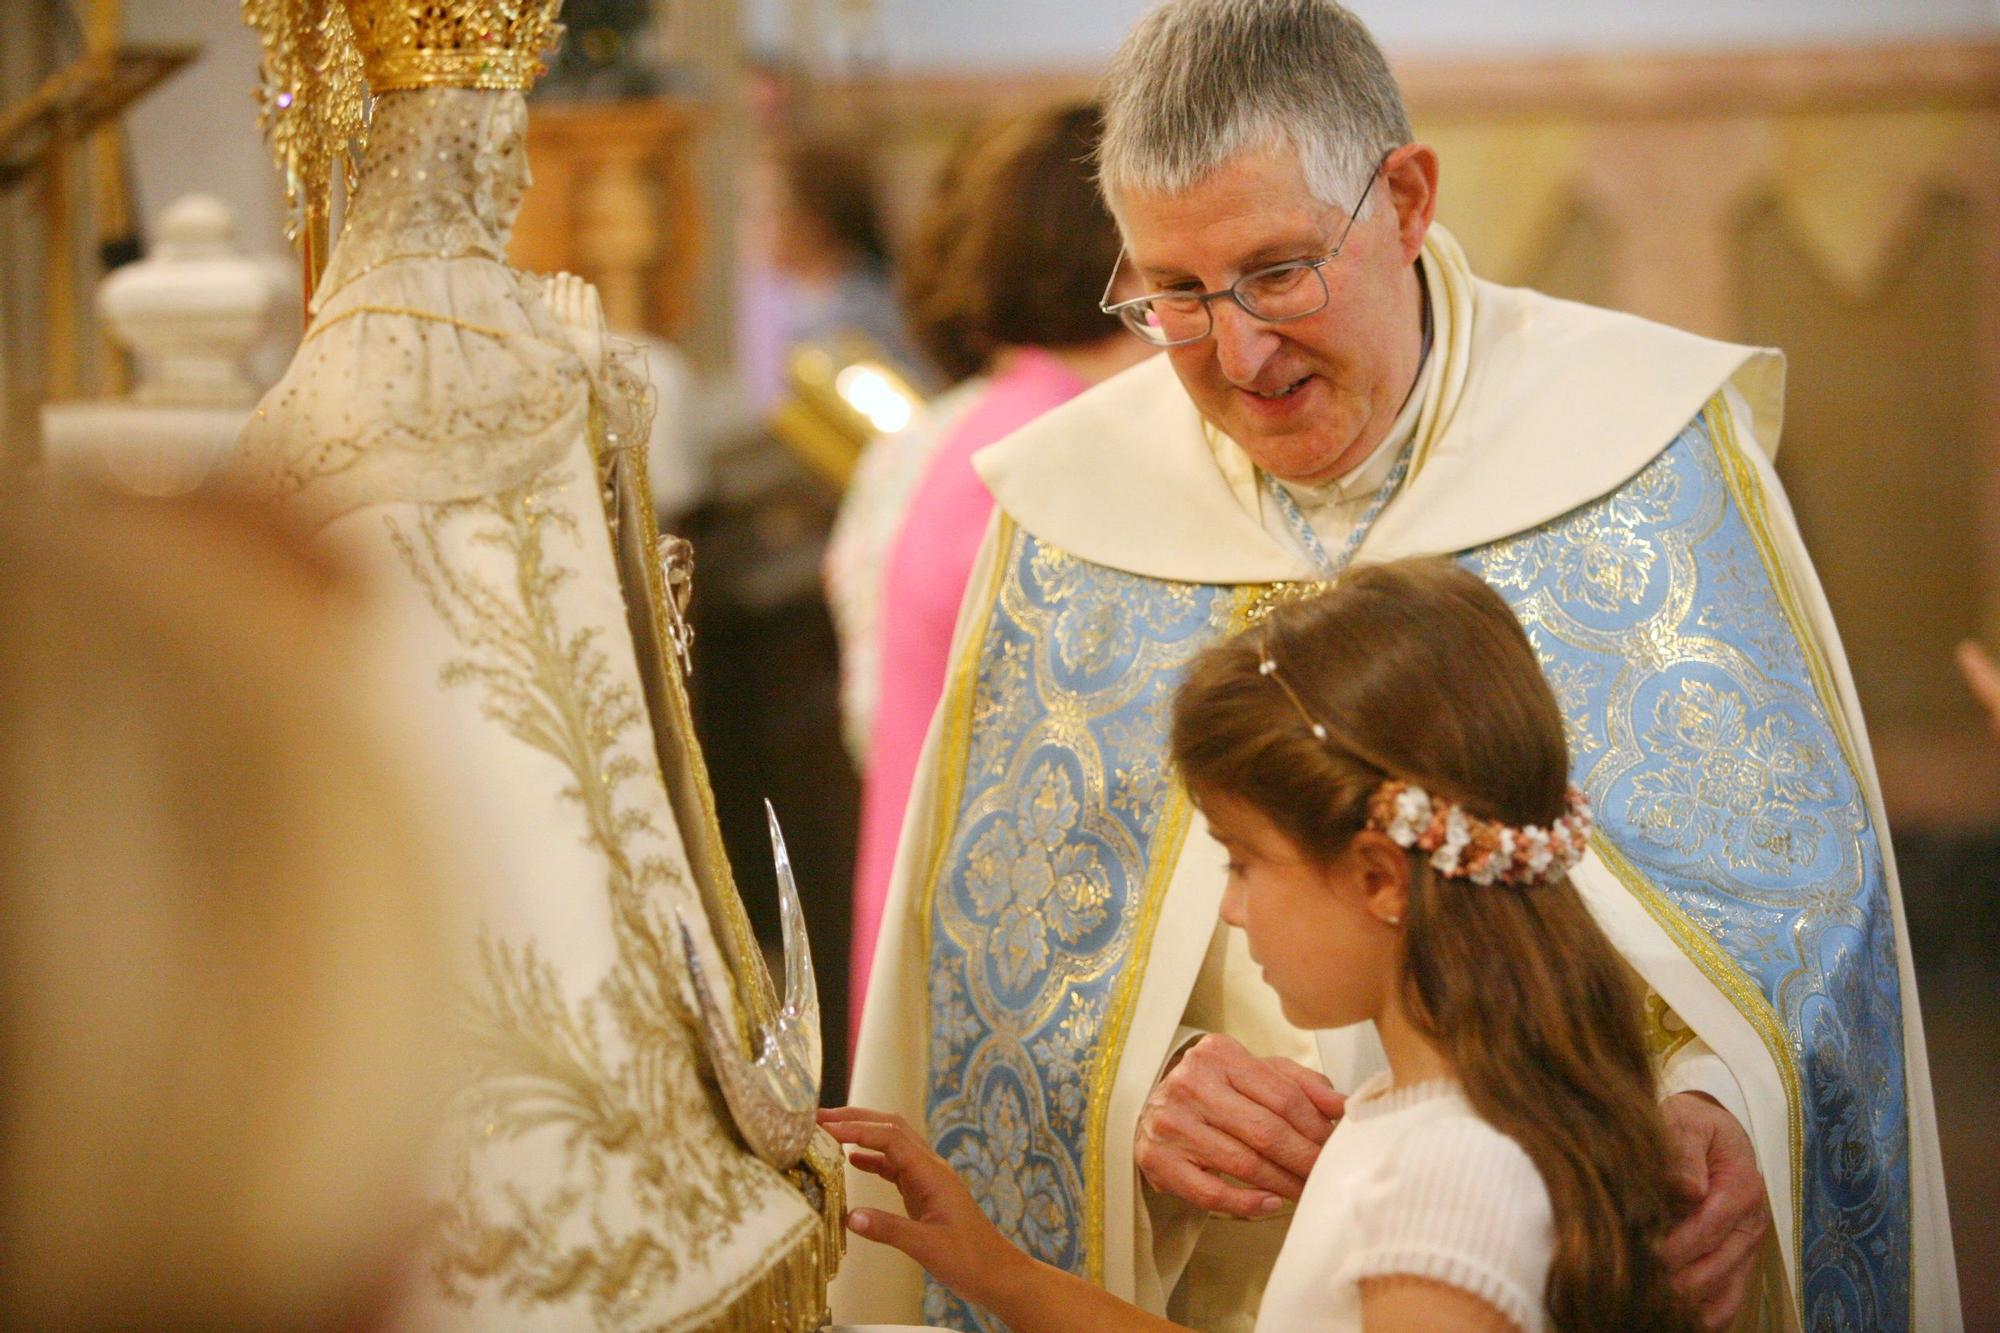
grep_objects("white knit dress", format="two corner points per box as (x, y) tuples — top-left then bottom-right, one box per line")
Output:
(1253, 1076), (1554, 1333)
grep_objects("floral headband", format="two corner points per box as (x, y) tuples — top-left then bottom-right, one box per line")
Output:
(1366, 780), (1593, 888)
(1258, 642), (1592, 888)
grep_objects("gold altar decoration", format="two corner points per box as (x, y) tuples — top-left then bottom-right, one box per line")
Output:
(242, 0), (564, 305)
(345, 0), (562, 92)
(772, 339), (923, 487)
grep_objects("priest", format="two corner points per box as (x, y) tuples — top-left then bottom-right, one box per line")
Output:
(835, 2), (1959, 1331)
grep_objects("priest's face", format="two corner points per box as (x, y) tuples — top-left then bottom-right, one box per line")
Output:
(1111, 142), (1435, 486)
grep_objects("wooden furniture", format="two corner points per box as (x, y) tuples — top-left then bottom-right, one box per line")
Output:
(509, 97), (705, 338)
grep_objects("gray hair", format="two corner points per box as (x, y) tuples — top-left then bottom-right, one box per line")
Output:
(1097, 0), (1412, 215)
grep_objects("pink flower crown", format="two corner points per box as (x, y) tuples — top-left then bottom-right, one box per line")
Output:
(1256, 641), (1592, 887)
(1365, 780), (1594, 888)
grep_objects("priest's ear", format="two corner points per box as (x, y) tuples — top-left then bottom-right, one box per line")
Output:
(1380, 142), (1439, 266)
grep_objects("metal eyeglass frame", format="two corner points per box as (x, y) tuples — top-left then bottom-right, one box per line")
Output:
(1098, 153), (1391, 348)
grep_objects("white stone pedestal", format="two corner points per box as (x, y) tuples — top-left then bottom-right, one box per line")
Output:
(38, 192), (287, 494)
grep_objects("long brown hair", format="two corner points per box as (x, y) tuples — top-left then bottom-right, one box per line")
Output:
(899, 102), (1122, 380)
(1169, 557), (1698, 1332)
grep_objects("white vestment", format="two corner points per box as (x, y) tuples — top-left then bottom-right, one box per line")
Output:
(836, 225), (1958, 1333)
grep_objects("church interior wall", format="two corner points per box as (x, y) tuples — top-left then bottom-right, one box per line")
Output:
(748, 0), (2000, 70)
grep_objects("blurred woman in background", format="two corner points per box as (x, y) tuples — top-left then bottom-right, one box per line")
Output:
(848, 103), (1155, 1034)
(746, 130), (935, 407)
(824, 115), (1008, 768)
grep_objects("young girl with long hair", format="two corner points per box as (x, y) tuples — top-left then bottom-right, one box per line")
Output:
(823, 557), (1700, 1332)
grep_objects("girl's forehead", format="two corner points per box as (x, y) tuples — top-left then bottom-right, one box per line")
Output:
(1196, 790), (1294, 854)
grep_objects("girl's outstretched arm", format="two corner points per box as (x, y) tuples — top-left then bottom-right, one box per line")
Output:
(818, 1108), (1185, 1333)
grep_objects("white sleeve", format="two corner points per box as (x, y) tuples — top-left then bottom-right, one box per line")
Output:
(1659, 1035), (1754, 1138)
(1333, 1119), (1553, 1333)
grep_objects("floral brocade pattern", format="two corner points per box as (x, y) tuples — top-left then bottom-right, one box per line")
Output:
(920, 538), (1237, 1332)
(918, 407), (1909, 1333)
(391, 470), (820, 1330)
(1464, 410), (1911, 1332)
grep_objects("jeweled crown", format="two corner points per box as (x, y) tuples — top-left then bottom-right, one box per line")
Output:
(342, 0), (564, 93)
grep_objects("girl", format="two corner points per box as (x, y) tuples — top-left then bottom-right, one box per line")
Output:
(822, 557), (1699, 1333)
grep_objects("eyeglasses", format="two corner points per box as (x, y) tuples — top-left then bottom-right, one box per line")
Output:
(1099, 155), (1389, 348)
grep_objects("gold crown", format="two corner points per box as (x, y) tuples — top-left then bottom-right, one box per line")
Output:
(342, 0), (565, 93)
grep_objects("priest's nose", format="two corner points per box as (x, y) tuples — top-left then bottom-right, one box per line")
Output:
(1210, 300), (1282, 386)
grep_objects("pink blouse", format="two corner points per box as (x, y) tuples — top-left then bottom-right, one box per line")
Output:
(849, 349), (1090, 1043)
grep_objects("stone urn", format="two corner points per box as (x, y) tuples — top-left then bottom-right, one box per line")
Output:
(97, 194), (286, 408)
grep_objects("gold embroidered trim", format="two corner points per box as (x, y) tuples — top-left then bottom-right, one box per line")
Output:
(1703, 389), (1910, 1331)
(1589, 829), (1805, 1261)
(1644, 990), (1698, 1064)
(1704, 395), (1864, 778)
(605, 432), (772, 1047)
(1077, 579), (1280, 1282)
(915, 512), (1018, 1051)
(603, 381), (848, 1244)
(302, 301), (521, 344)
(683, 1216), (836, 1333)
(1083, 783), (1196, 1284)
(394, 473), (787, 1317)
(1241, 580), (1320, 625)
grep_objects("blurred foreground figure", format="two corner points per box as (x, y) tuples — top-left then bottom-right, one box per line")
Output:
(0, 485), (449, 1331)
(234, 1), (843, 1328)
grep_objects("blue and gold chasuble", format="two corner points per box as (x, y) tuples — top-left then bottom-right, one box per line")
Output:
(916, 401), (1910, 1333)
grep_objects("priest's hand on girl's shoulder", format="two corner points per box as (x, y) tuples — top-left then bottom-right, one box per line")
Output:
(1134, 1033), (1345, 1218)
(819, 1106), (1028, 1308)
(1659, 1092), (1772, 1330)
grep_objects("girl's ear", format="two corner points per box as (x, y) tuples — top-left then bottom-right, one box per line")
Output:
(1350, 830), (1410, 927)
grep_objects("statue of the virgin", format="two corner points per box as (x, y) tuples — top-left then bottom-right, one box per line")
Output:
(235, 3), (843, 1328)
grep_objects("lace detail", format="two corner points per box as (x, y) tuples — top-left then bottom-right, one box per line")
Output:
(237, 88), (606, 527)
(315, 88), (523, 303)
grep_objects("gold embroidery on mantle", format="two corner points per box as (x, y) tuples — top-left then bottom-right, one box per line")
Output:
(1644, 989), (1698, 1064)
(390, 472), (830, 1328)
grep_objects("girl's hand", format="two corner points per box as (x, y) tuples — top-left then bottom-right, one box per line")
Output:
(818, 1106), (1025, 1307)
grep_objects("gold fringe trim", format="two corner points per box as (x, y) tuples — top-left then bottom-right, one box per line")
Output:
(685, 1215), (839, 1333)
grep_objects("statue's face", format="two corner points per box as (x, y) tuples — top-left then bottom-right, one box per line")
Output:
(483, 98), (532, 239)
(1111, 143), (1430, 486)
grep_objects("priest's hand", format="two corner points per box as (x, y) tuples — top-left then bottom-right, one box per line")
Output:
(819, 1107), (1022, 1312)
(1134, 1033), (1344, 1217)
(1661, 1091), (1771, 1329)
